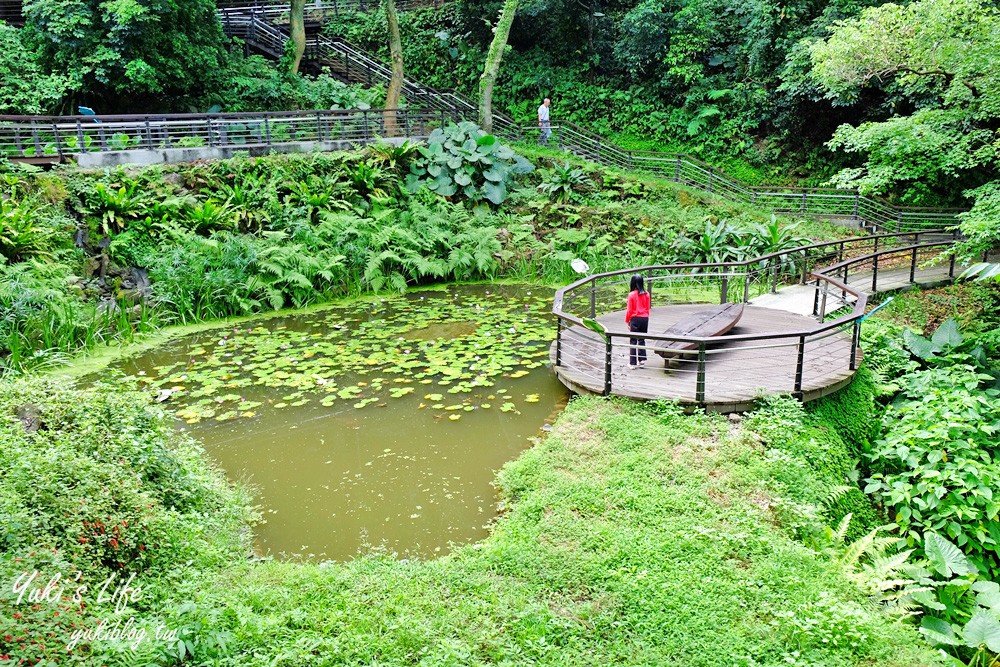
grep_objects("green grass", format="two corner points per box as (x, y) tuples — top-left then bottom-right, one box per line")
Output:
(121, 395), (936, 667)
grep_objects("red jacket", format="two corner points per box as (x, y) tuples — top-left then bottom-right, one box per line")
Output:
(625, 290), (650, 324)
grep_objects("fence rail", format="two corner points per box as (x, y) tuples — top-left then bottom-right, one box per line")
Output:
(0, 109), (460, 158)
(552, 231), (957, 405)
(529, 123), (963, 233)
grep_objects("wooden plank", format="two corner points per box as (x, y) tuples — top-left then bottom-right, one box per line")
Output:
(651, 303), (744, 359)
(550, 304), (857, 411)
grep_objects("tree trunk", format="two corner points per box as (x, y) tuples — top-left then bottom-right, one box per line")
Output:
(383, 0), (405, 137)
(289, 0), (306, 75)
(478, 0), (518, 133)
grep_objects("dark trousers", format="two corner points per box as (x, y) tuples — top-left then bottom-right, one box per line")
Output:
(629, 317), (648, 365)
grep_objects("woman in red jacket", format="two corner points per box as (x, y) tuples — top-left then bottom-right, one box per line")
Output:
(625, 274), (650, 367)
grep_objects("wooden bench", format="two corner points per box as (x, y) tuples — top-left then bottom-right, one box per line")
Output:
(651, 303), (745, 361)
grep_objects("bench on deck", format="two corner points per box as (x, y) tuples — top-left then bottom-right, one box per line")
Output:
(651, 303), (745, 361)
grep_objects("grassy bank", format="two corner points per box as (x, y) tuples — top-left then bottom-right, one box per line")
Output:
(1, 377), (938, 666)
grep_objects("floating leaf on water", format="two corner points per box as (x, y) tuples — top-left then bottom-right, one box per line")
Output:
(424, 393), (443, 401)
(448, 414), (461, 421)
(509, 370), (529, 378)
(500, 403), (517, 413)
(525, 394), (540, 403)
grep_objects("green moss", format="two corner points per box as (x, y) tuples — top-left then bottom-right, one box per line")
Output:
(806, 367), (880, 458)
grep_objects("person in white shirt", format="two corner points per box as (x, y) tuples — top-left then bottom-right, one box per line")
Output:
(537, 98), (551, 146)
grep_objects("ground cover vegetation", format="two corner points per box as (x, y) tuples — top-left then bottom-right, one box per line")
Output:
(0, 132), (839, 376)
(818, 283), (1000, 665)
(4, 375), (948, 666)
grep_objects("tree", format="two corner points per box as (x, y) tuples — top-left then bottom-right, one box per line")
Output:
(478, 0), (518, 133)
(809, 0), (1000, 254)
(0, 21), (69, 114)
(383, 0), (405, 137)
(289, 0), (306, 75)
(21, 0), (231, 111)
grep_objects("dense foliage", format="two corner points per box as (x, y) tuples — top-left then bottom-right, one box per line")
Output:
(850, 305), (1000, 663)
(0, 136), (824, 375)
(0, 378), (253, 665)
(808, 0), (1000, 250)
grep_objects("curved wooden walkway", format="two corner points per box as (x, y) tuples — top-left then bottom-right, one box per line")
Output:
(550, 304), (855, 413)
(550, 238), (968, 412)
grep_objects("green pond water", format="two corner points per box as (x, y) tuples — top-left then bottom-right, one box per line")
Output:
(107, 285), (568, 560)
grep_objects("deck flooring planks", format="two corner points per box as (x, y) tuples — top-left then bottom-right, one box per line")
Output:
(550, 304), (856, 411)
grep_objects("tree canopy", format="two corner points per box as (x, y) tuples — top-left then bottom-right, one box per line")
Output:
(808, 0), (1000, 252)
(21, 0), (231, 110)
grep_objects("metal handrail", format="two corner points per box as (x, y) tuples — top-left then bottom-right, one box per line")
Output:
(551, 234), (959, 401)
(526, 122), (962, 233)
(0, 108), (460, 158)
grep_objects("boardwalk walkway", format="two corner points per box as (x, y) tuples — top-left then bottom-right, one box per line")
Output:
(551, 236), (963, 412)
(552, 304), (855, 412)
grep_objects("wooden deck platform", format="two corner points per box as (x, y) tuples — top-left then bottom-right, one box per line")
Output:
(550, 304), (857, 413)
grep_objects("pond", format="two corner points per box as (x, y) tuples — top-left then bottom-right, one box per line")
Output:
(107, 285), (568, 560)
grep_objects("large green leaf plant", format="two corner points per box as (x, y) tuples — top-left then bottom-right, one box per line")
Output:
(405, 122), (534, 209)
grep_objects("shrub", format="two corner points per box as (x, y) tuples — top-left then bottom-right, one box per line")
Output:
(864, 364), (1000, 578)
(405, 122), (534, 208)
(0, 377), (252, 665)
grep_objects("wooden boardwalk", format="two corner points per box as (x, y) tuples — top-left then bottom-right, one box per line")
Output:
(550, 305), (856, 413)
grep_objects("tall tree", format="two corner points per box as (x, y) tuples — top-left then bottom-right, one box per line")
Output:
(383, 0), (405, 137)
(22, 0), (230, 110)
(478, 0), (518, 133)
(289, 0), (306, 75)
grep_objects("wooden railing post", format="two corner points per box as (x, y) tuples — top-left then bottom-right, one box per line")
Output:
(794, 334), (806, 396)
(850, 320), (861, 370)
(799, 249), (808, 285)
(51, 124), (64, 160)
(555, 318), (563, 367)
(589, 283), (596, 318)
(871, 254), (879, 292)
(909, 247), (918, 283)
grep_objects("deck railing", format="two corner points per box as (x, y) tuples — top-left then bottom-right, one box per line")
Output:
(552, 231), (957, 404)
(0, 109), (460, 160)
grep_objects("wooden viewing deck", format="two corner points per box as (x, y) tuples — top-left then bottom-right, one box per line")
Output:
(550, 305), (856, 413)
(550, 233), (967, 412)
